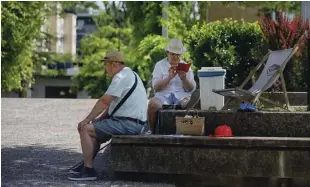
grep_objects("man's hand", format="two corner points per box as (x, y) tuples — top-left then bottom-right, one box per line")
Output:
(169, 66), (177, 80)
(77, 119), (91, 131)
(178, 70), (187, 81)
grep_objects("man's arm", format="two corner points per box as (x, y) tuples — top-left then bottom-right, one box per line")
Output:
(182, 78), (195, 92)
(178, 68), (196, 92)
(153, 66), (177, 92)
(153, 77), (171, 92)
(83, 94), (115, 123)
(96, 109), (109, 120)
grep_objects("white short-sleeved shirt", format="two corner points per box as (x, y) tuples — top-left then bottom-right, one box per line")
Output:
(152, 58), (196, 100)
(105, 67), (147, 121)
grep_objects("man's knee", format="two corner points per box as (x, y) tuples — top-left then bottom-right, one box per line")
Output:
(180, 96), (190, 109)
(148, 98), (163, 112)
(79, 123), (97, 138)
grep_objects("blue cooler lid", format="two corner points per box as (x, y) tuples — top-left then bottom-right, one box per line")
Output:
(198, 67), (226, 77)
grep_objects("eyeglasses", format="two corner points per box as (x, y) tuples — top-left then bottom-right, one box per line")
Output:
(168, 52), (181, 57)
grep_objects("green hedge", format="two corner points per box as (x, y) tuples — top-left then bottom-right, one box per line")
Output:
(135, 18), (307, 92)
(186, 19), (266, 89)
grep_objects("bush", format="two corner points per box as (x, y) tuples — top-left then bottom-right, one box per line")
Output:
(135, 4), (196, 84)
(136, 35), (169, 83)
(186, 19), (266, 89)
(258, 11), (310, 91)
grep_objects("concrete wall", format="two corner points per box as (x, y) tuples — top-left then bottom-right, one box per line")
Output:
(207, 2), (259, 23)
(46, 15), (59, 52)
(301, 1), (310, 20)
(45, 12), (76, 54)
(63, 13), (77, 55)
(31, 77), (89, 98)
(1, 91), (19, 98)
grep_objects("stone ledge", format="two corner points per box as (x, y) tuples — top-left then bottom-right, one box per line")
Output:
(112, 135), (310, 148)
(262, 92), (307, 106)
(157, 110), (310, 137)
(113, 173), (310, 187)
(111, 135), (310, 179)
(225, 92), (307, 106)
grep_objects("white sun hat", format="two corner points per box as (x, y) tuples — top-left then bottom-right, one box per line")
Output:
(164, 38), (187, 55)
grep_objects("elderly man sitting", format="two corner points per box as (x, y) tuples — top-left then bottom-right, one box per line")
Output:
(147, 39), (200, 134)
(68, 51), (148, 181)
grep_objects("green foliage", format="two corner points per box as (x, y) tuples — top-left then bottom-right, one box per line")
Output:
(71, 2), (199, 97)
(136, 35), (169, 82)
(71, 10), (135, 98)
(258, 11), (309, 91)
(35, 52), (75, 77)
(290, 54), (308, 91)
(135, 3), (198, 84)
(1, 1), (98, 95)
(1, 1), (49, 92)
(124, 2), (162, 43)
(124, 2), (197, 44)
(160, 5), (190, 39)
(186, 19), (265, 88)
(70, 2), (200, 96)
(3, 1), (305, 97)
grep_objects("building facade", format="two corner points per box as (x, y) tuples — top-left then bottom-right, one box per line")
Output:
(28, 11), (93, 99)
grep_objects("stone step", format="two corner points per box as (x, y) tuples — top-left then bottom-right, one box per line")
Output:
(111, 135), (310, 180)
(157, 110), (310, 137)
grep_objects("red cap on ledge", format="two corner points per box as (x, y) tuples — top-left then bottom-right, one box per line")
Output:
(214, 124), (233, 137)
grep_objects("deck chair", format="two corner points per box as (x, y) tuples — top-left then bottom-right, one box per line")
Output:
(212, 44), (300, 111)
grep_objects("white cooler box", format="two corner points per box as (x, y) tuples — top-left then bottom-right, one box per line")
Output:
(197, 67), (226, 110)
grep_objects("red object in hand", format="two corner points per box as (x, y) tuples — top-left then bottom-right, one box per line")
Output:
(177, 63), (191, 72)
(214, 124), (233, 137)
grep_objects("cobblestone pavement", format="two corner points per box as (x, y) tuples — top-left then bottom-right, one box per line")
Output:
(1, 98), (174, 187)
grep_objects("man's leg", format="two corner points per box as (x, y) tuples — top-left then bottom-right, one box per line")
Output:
(180, 89), (200, 109)
(79, 124), (98, 168)
(69, 116), (146, 181)
(147, 97), (165, 133)
(68, 123), (98, 181)
(69, 126), (108, 174)
(79, 120), (111, 168)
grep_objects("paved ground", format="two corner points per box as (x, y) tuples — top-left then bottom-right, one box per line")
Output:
(1, 98), (174, 187)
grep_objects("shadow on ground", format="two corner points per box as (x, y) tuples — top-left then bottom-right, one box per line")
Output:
(4, 144), (308, 187)
(1, 145), (114, 187)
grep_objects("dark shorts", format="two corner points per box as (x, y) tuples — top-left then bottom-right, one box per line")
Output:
(93, 117), (146, 140)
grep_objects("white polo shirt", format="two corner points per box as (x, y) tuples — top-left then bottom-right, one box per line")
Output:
(152, 58), (196, 100)
(105, 67), (147, 121)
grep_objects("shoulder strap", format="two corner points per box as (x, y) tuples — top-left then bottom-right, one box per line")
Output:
(109, 71), (138, 117)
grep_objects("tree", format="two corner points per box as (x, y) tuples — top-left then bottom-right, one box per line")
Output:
(1, 2), (49, 96)
(72, 2), (200, 97)
(124, 2), (197, 43)
(123, 2), (162, 43)
(1, 1), (98, 96)
(71, 3), (135, 98)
